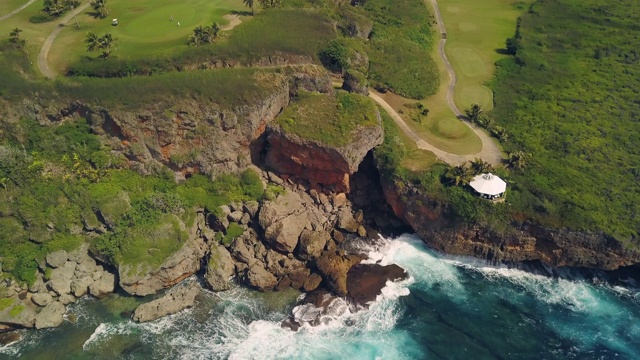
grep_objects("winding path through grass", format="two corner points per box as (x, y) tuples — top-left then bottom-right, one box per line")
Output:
(0, 0), (37, 22)
(38, 3), (90, 79)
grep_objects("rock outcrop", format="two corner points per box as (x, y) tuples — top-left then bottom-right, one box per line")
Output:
(380, 177), (640, 270)
(204, 244), (235, 291)
(264, 111), (383, 193)
(0, 244), (116, 332)
(132, 282), (201, 323)
(119, 216), (207, 296)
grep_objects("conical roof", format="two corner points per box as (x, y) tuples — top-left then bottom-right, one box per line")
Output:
(469, 173), (506, 196)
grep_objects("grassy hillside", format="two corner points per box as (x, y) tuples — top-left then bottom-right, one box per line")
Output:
(489, 0), (640, 243)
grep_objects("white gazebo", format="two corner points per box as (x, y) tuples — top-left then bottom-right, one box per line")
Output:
(469, 173), (506, 200)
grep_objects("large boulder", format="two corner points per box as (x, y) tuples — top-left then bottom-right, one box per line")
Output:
(132, 282), (201, 323)
(0, 299), (37, 328)
(346, 264), (408, 305)
(45, 250), (69, 268)
(71, 276), (94, 297)
(316, 251), (362, 296)
(31, 293), (53, 307)
(342, 69), (369, 96)
(89, 272), (115, 298)
(119, 216), (207, 296)
(258, 191), (311, 253)
(35, 301), (66, 329)
(246, 263), (278, 291)
(205, 244), (235, 291)
(297, 230), (330, 260)
(47, 261), (76, 295)
(337, 208), (360, 233)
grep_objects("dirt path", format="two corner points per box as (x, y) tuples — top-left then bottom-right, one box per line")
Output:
(426, 0), (503, 166)
(221, 14), (241, 31)
(38, 3), (90, 79)
(369, 92), (499, 166)
(0, 0), (37, 21)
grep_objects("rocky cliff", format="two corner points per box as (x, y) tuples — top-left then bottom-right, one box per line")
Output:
(15, 66), (332, 179)
(380, 177), (640, 270)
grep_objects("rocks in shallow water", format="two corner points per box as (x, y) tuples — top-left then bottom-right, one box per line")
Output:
(89, 272), (115, 299)
(316, 251), (363, 296)
(205, 244), (235, 291)
(45, 250), (68, 268)
(346, 264), (408, 305)
(246, 263), (278, 291)
(132, 282), (201, 323)
(35, 301), (66, 329)
(0, 331), (21, 346)
(31, 293), (53, 307)
(71, 276), (94, 297)
(303, 273), (323, 292)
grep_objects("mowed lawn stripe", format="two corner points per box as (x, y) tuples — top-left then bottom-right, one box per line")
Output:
(438, 0), (529, 111)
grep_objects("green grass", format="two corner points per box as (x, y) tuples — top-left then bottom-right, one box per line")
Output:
(276, 90), (379, 147)
(374, 90), (482, 155)
(0, 298), (16, 311)
(65, 9), (335, 77)
(0, 0), (28, 16)
(363, 0), (439, 99)
(437, 0), (529, 110)
(489, 0), (640, 244)
(8, 304), (25, 318)
(50, 0), (243, 73)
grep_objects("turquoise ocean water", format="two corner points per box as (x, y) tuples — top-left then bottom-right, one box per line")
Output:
(2, 234), (639, 359)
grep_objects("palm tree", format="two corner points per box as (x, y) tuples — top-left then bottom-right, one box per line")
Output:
(470, 158), (492, 175)
(98, 33), (116, 57)
(90, 0), (108, 18)
(445, 162), (473, 186)
(506, 151), (528, 170)
(243, 0), (255, 15)
(210, 22), (220, 40)
(85, 32), (100, 52)
(465, 104), (483, 124)
(189, 26), (204, 46)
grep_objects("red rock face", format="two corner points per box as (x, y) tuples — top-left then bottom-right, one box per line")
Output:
(265, 129), (353, 192)
(379, 177), (640, 271)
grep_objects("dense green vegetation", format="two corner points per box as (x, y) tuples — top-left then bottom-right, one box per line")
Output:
(374, 107), (510, 231)
(0, 43), (282, 109)
(66, 9), (335, 77)
(0, 117), (265, 284)
(276, 90), (379, 146)
(362, 0), (439, 99)
(488, 0), (640, 244)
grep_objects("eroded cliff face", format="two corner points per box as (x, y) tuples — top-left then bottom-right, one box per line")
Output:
(14, 66), (333, 179)
(264, 114), (384, 193)
(381, 177), (640, 271)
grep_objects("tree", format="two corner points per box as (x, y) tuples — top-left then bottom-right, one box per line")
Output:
(470, 158), (492, 175)
(42, 0), (78, 17)
(90, 0), (109, 19)
(8, 28), (26, 48)
(189, 23), (221, 46)
(98, 33), (116, 58)
(85, 32), (117, 58)
(445, 162), (473, 186)
(85, 32), (100, 52)
(465, 104), (483, 124)
(506, 151), (528, 171)
(243, 0), (255, 15)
